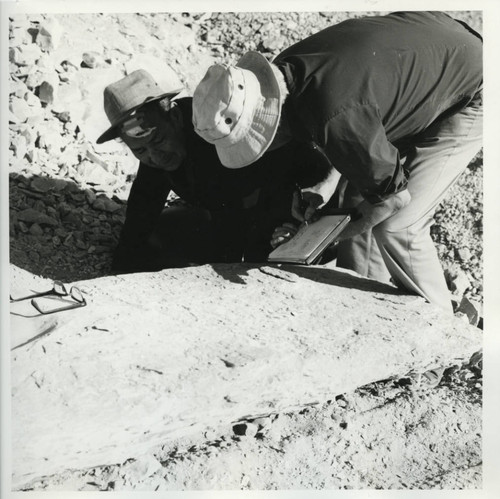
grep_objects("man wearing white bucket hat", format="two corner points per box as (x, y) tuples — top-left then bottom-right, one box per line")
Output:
(192, 11), (483, 313)
(98, 70), (323, 272)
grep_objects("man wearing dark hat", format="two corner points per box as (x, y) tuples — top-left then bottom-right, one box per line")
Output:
(192, 11), (483, 313)
(97, 69), (314, 272)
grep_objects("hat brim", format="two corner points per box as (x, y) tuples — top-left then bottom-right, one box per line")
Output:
(216, 52), (281, 168)
(96, 89), (183, 144)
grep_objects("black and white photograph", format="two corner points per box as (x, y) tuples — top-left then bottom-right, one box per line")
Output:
(1, 0), (499, 496)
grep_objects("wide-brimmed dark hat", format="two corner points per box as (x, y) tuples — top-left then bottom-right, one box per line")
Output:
(96, 69), (183, 144)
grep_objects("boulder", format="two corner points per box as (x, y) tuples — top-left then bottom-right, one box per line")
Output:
(124, 55), (183, 93)
(9, 97), (32, 123)
(10, 263), (482, 487)
(36, 17), (64, 51)
(16, 208), (58, 226)
(38, 72), (60, 105)
(11, 44), (42, 66)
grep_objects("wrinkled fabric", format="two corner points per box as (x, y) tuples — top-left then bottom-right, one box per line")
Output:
(275, 11), (483, 204)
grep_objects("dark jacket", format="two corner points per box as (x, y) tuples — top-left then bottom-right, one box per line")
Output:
(113, 98), (329, 270)
(274, 11), (483, 203)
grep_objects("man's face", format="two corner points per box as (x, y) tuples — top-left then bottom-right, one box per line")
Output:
(119, 100), (186, 171)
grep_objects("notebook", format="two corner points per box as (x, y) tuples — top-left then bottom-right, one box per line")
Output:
(267, 214), (350, 265)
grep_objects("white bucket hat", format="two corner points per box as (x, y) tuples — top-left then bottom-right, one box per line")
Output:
(192, 51), (281, 168)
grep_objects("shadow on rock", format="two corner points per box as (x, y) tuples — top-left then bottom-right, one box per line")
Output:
(210, 261), (402, 296)
(276, 264), (402, 295)
(9, 172), (125, 282)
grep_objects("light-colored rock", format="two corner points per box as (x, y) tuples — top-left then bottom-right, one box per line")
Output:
(10, 26), (33, 46)
(74, 66), (124, 145)
(11, 44), (42, 66)
(11, 78), (29, 99)
(10, 263), (482, 487)
(446, 266), (471, 296)
(38, 128), (65, 155)
(9, 97), (32, 123)
(52, 82), (82, 114)
(76, 161), (117, 188)
(36, 17), (64, 51)
(24, 90), (42, 109)
(125, 55), (183, 94)
(10, 135), (27, 160)
(35, 52), (56, 71)
(82, 51), (104, 68)
(25, 68), (47, 90)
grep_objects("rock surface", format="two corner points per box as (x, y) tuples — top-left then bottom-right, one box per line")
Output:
(10, 263), (481, 488)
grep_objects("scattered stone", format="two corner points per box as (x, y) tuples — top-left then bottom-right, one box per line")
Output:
(84, 189), (97, 204)
(445, 266), (471, 296)
(76, 161), (117, 188)
(11, 135), (27, 160)
(118, 456), (162, 482)
(9, 97), (32, 123)
(29, 223), (44, 236)
(11, 78), (30, 99)
(30, 176), (68, 193)
(36, 17), (63, 51)
(17, 208), (58, 226)
(82, 51), (104, 69)
(38, 73), (59, 105)
(35, 52), (56, 71)
(9, 110), (20, 124)
(55, 111), (71, 123)
(85, 149), (111, 170)
(10, 26), (32, 46)
(262, 35), (287, 51)
(37, 127), (66, 155)
(124, 55), (183, 93)
(455, 296), (481, 327)
(20, 126), (36, 147)
(92, 197), (121, 213)
(57, 147), (81, 170)
(457, 247), (472, 262)
(232, 422), (259, 438)
(24, 90), (42, 109)
(11, 44), (42, 66)
(28, 250), (40, 263)
(25, 68), (47, 90)
(52, 83), (83, 115)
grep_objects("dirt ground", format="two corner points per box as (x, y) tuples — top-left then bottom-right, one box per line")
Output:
(18, 367), (482, 491)
(7, 8), (485, 492)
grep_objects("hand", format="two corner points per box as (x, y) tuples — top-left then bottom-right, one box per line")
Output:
(292, 167), (342, 222)
(270, 222), (299, 249)
(291, 188), (324, 223)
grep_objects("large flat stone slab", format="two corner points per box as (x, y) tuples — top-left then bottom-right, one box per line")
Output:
(9, 263), (482, 487)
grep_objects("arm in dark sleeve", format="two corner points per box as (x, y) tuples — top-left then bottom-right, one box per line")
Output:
(112, 162), (171, 272)
(321, 104), (408, 204)
(118, 162), (172, 247)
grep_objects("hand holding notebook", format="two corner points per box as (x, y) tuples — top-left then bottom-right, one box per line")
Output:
(267, 213), (351, 265)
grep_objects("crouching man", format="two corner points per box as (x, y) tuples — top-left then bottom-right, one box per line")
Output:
(97, 69), (309, 273)
(192, 12), (483, 313)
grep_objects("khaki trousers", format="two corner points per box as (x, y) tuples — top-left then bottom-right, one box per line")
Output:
(337, 95), (483, 313)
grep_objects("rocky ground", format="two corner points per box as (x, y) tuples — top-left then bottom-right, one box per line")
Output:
(7, 9), (484, 491)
